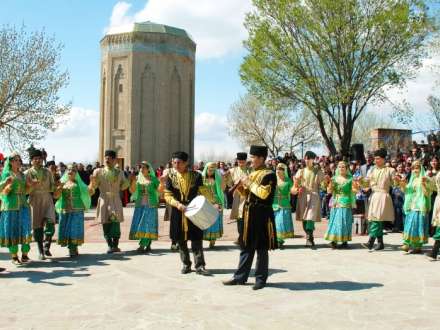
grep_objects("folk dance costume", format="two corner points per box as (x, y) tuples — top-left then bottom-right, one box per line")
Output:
(226, 152), (251, 244)
(26, 149), (56, 260)
(363, 149), (395, 251)
(428, 171), (440, 260)
(161, 167), (178, 251)
(163, 151), (208, 275)
(223, 146), (278, 290)
(273, 163), (294, 248)
(89, 150), (129, 253)
(129, 162), (160, 253)
(201, 162), (225, 248)
(0, 154), (32, 265)
(400, 161), (432, 253)
(324, 163), (355, 249)
(54, 165), (92, 257)
(294, 151), (325, 247)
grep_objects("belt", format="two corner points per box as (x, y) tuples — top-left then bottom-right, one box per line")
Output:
(372, 188), (388, 193)
(101, 192), (119, 197)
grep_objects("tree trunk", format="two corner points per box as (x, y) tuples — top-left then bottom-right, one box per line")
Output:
(316, 111), (337, 156)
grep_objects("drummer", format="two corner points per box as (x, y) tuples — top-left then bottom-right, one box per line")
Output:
(162, 151), (209, 276)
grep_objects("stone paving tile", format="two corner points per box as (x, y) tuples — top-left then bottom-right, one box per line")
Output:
(0, 234), (438, 330)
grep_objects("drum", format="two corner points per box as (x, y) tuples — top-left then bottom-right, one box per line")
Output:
(185, 196), (219, 230)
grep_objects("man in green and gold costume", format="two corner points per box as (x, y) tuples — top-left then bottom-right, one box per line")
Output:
(89, 150), (129, 253)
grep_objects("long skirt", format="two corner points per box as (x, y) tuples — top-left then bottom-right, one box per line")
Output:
(58, 211), (85, 246)
(204, 211), (223, 241)
(324, 207), (353, 243)
(129, 206), (158, 240)
(274, 208), (294, 239)
(403, 211), (428, 248)
(0, 207), (32, 247)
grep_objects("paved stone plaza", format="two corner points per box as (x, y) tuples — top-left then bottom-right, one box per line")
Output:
(1, 208), (439, 329)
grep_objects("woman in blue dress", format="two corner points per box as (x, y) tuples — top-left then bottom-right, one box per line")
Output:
(273, 163), (295, 248)
(325, 161), (355, 249)
(201, 162), (224, 248)
(400, 160), (432, 254)
(0, 153), (33, 265)
(54, 164), (92, 257)
(129, 161), (160, 253)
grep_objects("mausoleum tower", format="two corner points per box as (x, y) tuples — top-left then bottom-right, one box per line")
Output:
(99, 21), (196, 167)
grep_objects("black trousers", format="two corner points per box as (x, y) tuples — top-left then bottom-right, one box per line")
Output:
(236, 218), (244, 242)
(233, 248), (268, 284)
(178, 240), (205, 269)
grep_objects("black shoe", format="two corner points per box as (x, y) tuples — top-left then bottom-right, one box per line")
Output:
(427, 241), (440, 260)
(181, 265), (191, 274)
(362, 237), (375, 250)
(374, 237), (385, 251)
(330, 242), (337, 249)
(196, 267), (211, 276)
(12, 257), (21, 265)
(112, 239), (121, 253)
(21, 255), (30, 263)
(0, 267), (5, 272)
(252, 282), (265, 290)
(37, 240), (46, 260)
(339, 242), (349, 249)
(222, 278), (245, 286)
(106, 247), (113, 254)
(305, 235), (313, 248)
(44, 236), (52, 257)
(136, 246), (145, 253)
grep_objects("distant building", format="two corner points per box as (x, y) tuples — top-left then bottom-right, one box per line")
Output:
(99, 21), (196, 167)
(370, 128), (412, 155)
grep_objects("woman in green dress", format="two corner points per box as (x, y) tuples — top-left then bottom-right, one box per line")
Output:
(54, 164), (92, 257)
(201, 162), (225, 248)
(273, 163), (295, 248)
(0, 153), (33, 265)
(324, 161), (355, 249)
(400, 160), (432, 254)
(128, 161), (160, 253)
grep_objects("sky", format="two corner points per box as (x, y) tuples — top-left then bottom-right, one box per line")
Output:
(0, 0), (439, 163)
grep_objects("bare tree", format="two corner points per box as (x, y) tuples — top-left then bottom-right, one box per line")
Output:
(0, 25), (70, 151)
(227, 94), (320, 157)
(427, 95), (440, 130)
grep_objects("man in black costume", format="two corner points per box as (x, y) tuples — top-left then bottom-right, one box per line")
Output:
(163, 151), (209, 275)
(223, 145), (278, 290)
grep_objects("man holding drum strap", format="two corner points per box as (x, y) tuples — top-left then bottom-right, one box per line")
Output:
(163, 151), (209, 276)
(223, 145), (278, 290)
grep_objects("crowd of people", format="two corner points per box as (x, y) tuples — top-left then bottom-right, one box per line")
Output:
(1, 140), (440, 290)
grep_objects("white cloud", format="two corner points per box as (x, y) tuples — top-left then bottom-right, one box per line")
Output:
(39, 107), (99, 164)
(38, 108), (238, 164)
(106, 0), (253, 59)
(194, 112), (240, 160)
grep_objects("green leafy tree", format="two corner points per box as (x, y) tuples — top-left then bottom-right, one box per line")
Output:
(241, 0), (436, 155)
(0, 25), (70, 151)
